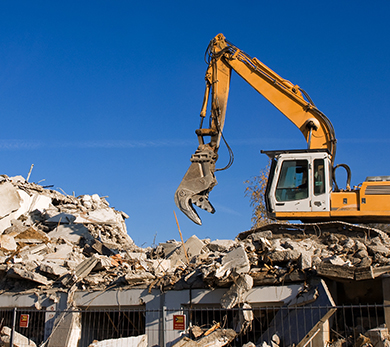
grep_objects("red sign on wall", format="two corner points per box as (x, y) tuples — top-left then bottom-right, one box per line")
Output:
(173, 315), (185, 330)
(20, 314), (29, 328)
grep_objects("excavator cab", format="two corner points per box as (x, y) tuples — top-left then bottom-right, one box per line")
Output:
(263, 150), (332, 221)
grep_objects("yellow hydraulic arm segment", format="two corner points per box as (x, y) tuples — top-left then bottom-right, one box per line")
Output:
(175, 33), (337, 225)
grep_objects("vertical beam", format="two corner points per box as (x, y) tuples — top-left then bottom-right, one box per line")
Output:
(382, 275), (390, 327)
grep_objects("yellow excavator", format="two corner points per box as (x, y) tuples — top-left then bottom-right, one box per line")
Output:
(175, 34), (390, 226)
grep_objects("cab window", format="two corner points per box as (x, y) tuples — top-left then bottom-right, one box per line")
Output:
(275, 160), (308, 201)
(314, 159), (325, 195)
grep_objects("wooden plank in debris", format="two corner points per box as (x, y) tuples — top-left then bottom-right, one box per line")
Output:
(316, 263), (355, 280)
(372, 265), (390, 278)
(354, 267), (374, 281)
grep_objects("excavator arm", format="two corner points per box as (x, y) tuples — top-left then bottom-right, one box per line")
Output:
(175, 34), (337, 225)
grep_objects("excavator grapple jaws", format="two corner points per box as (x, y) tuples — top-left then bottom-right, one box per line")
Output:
(174, 149), (217, 225)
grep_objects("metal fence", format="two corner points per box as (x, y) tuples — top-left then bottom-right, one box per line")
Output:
(0, 304), (386, 346)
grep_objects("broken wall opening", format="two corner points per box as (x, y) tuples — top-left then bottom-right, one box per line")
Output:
(183, 305), (280, 346)
(79, 307), (146, 347)
(331, 304), (385, 339)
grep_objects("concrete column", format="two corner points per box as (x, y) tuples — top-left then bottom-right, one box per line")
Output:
(382, 275), (390, 328)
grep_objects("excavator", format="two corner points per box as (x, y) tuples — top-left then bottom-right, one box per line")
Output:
(174, 33), (390, 226)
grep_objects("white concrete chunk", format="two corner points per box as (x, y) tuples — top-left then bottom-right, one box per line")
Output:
(208, 239), (236, 252)
(0, 181), (21, 218)
(1, 326), (37, 347)
(0, 234), (17, 251)
(48, 224), (92, 244)
(88, 334), (147, 347)
(74, 208), (119, 224)
(47, 213), (77, 224)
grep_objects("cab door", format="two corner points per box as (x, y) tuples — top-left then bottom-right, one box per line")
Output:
(310, 157), (330, 212)
(273, 158), (311, 213)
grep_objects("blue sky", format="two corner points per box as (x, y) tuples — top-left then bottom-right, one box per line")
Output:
(1, 1), (390, 246)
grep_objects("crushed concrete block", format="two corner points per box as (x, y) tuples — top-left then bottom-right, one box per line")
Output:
(40, 261), (69, 277)
(29, 193), (52, 213)
(88, 334), (147, 347)
(221, 274), (253, 309)
(233, 303), (254, 334)
(0, 181), (21, 218)
(7, 266), (53, 286)
(248, 230), (273, 241)
(175, 235), (205, 262)
(0, 326), (37, 347)
(172, 328), (236, 347)
(75, 208), (120, 225)
(125, 271), (155, 285)
(159, 240), (181, 258)
(215, 245), (250, 279)
(366, 326), (390, 346)
(267, 249), (301, 263)
(208, 239), (236, 252)
(148, 259), (172, 276)
(14, 226), (50, 243)
(0, 188), (33, 233)
(62, 254), (101, 286)
(48, 224), (92, 244)
(47, 212), (77, 224)
(0, 234), (17, 251)
(44, 243), (73, 263)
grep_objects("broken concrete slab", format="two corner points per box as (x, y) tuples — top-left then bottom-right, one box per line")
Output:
(0, 326), (37, 347)
(365, 326), (390, 347)
(207, 239), (236, 252)
(14, 226), (50, 243)
(175, 235), (205, 263)
(46, 310), (81, 347)
(74, 208), (120, 225)
(40, 261), (69, 277)
(48, 224), (92, 244)
(172, 329), (236, 347)
(7, 265), (53, 286)
(221, 274), (253, 309)
(46, 212), (77, 224)
(215, 244), (250, 279)
(0, 234), (17, 251)
(125, 271), (155, 286)
(88, 334), (147, 347)
(0, 181), (21, 218)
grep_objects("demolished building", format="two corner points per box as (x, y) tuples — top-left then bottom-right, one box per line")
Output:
(1, 175), (390, 346)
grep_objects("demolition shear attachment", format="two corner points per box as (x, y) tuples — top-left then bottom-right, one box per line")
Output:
(174, 149), (217, 225)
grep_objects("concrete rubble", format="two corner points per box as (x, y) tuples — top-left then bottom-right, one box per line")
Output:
(88, 334), (147, 347)
(3, 175), (390, 345)
(0, 326), (37, 347)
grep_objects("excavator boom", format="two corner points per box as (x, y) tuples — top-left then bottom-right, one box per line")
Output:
(175, 34), (337, 225)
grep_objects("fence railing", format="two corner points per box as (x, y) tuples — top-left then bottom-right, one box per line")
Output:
(0, 304), (386, 346)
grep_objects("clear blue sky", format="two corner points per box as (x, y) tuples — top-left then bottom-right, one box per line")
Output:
(1, 1), (390, 246)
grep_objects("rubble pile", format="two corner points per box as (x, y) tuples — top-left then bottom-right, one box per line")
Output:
(0, 175), (138, 292)
(2, 175), (390, 346)
(1, 175), (390, 295)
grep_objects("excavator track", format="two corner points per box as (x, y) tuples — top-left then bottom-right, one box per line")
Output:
(237, 221), (388, 241)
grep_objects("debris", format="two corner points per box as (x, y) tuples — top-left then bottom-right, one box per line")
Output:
(46, 310), (81, 347)
(220, 274), (253, 309)
(88, 334), (147, 347)
(171, 328), (236, 347)
(0, 326), (37, 347)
